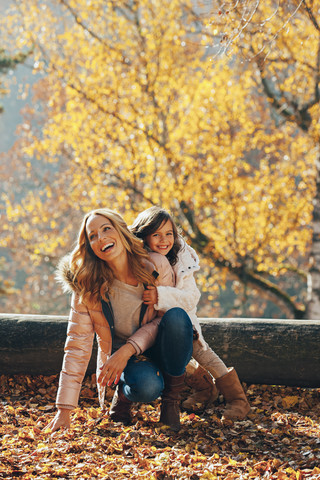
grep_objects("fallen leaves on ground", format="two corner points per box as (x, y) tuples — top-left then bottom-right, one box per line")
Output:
(0, 375), (319, 479)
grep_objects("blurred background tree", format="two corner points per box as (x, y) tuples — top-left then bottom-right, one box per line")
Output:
(0, 257), (16, 296)
(0, 47), (29, 113)
(0, 0), (317, 318)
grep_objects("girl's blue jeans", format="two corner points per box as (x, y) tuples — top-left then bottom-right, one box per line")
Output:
(120, 307), (193, 402)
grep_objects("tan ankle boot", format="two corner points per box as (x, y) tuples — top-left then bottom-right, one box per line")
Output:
(109, 384), (132, 425)
(160, 372), (186, 432)
(182, 361), (218, 412)
(215, 367), (250, 420)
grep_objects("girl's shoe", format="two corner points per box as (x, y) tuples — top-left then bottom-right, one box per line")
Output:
(215, 367), (250, 420)
(182, 361), (218, 412)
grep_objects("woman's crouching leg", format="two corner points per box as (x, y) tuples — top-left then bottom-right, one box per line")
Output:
(157, 307), (193, 376)
(154, 308), (194, 431)
(121, 357), (164, 403)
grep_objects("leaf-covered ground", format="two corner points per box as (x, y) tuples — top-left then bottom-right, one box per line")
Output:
(0, 375), (319, 479)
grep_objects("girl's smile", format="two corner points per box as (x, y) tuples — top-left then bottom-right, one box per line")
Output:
(146, 219), (174, 256)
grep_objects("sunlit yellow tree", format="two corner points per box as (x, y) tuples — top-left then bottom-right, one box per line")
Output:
(0, 0), (316, 317)
(199, 0), (320, 317)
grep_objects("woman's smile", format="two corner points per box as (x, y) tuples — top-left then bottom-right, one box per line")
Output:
(101, 241), (115, 252)
(86, 214), (125, 261)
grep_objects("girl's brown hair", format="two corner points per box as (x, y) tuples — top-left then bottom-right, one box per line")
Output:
(130, 206), (181, 266)
(57, 208), (156, 305)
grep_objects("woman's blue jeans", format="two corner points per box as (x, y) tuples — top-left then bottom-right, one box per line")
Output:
(120, 307), (193, 402)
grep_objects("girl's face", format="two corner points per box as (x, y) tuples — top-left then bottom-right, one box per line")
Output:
(86, 214), (126, 262)
(146, 219), (174, 256)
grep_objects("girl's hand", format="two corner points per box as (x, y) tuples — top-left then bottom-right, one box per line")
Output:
(98, 343), (136, 387)
(45, 408), (71, 433)
(142, 286), (158, 306)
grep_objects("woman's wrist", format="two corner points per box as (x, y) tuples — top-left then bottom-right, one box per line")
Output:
(123, 342), (137, 358)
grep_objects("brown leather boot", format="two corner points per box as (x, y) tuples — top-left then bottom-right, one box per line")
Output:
(182, 360), (219, 412)
(109, 384), (132, 425)
(215, 367), (250, 420)
(160, 372), (186, 432)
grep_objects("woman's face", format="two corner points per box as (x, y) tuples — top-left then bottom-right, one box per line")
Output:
(146, 219), (174, 256)
(86, 214), (126, 263)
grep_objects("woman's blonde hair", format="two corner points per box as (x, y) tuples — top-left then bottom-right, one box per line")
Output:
(57, 208), (156, 305)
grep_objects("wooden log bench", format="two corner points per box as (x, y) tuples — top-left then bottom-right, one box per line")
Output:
(1, 314), (319, 388)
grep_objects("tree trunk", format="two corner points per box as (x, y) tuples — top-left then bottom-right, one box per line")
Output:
(200, 318), (320, 387)
(1, 314), (319, 387)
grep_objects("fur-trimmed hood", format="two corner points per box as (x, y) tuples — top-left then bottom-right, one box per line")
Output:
(55, 254), (78, 294)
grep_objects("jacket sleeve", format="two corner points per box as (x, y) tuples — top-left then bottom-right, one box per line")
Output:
(148, 252), (174, 286)
(126, 254), (174, 354)
(56, 293), (95, 409)
(155, 273), (201, 314)
(127, 313), (162, 354)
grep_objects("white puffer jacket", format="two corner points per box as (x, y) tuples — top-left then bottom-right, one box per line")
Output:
(150, 239), (204, 343)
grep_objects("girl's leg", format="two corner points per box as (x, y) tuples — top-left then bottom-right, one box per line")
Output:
(192, 339), (228, 378)
(192, 340), (250, 420)
(182, 340), (227, 412)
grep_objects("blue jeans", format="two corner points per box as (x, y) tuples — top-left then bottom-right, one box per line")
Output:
(121, 308), (193, 402)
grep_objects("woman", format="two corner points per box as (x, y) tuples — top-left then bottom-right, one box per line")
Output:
(47, 208), (193, 433)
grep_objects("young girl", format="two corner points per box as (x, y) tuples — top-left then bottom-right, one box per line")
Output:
(131, 206), (250, 420)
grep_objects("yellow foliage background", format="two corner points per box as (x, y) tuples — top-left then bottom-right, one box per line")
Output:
(0, 0), (318, 317)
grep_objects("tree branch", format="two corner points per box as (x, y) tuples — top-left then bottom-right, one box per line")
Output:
(201, 247), (306, 318)
(302, 0), (320, 32)
(256, 51), (313, 131)
(177, 200), (305, 318)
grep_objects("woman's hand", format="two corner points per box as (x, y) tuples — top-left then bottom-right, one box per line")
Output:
(45, 408), (71, 433)
(98, 343), (136, 387)
(142, 286), (158, 306)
